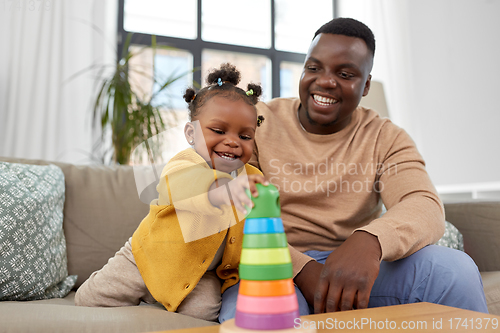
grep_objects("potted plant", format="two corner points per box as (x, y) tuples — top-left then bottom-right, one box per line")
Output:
(92, 33), (192, 165)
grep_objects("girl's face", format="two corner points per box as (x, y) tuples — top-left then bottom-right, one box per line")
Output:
(185, 96), (257, 174)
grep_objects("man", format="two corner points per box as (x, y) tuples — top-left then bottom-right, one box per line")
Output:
(219, 17), (487, 321)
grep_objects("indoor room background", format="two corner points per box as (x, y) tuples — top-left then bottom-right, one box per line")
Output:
(1, 0), (499, 201)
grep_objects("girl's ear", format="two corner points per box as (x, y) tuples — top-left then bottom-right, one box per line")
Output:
(184, 122), (195, 145)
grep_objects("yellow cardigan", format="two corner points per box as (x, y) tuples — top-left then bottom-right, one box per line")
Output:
(131, 148), (262, 312)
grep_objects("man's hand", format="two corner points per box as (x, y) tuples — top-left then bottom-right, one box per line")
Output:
(316, 231), (381, 312)
(295, 231), (382, 313)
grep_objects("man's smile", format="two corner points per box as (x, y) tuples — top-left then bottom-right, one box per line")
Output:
(312, 94), (339, 106)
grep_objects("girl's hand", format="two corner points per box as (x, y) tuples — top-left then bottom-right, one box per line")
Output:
(208, 177), (231, 208)
(228, 174), (269, 214)
(208, 174), (269, 214)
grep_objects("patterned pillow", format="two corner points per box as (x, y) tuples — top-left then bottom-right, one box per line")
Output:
(435, 220), (464, 251)
(0, 162), (76, 300)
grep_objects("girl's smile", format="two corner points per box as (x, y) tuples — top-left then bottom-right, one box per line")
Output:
(186, 96), (257, 174)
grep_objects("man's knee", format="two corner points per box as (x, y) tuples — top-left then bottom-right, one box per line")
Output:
(414, 245), (481, 282)
(408, 245), (487, 312)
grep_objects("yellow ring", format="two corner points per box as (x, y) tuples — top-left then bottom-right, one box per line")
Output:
(240, 248), (291, 265)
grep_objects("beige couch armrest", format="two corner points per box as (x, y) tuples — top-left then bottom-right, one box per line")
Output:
(444, 201), (500, 272)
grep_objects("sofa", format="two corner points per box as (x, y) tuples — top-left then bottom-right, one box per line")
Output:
(0, 157), (499, 333)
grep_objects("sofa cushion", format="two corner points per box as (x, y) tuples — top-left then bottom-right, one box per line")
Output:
(444, 201), (500, 272)
(0, 291), (218, 333)
(481, 271), (500, 316)
(0, 157), (150, 289)
(0, 162), (76, 300)
(60, 163), (150, 288)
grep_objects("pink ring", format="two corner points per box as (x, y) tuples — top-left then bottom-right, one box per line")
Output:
(235, 310), (299, 330)
(236, 293), (298, 314)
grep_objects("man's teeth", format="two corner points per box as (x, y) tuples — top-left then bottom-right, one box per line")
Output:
(218, 152), (236, 160)
(313, 95), (337, 105)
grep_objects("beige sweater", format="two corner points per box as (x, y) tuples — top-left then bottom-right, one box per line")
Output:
(251, 98), (445, 277)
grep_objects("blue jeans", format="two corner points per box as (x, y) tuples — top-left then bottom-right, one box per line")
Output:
(219, 245), (488, 323)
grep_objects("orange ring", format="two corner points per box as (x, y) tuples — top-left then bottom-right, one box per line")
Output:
(239, 279), (294, 297)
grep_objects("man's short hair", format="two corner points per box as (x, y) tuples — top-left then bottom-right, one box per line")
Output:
(314, 17), (376, 57)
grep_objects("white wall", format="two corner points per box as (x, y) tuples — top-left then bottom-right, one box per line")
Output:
(340, 0), (500, 187)
(407, 0), (500, 187)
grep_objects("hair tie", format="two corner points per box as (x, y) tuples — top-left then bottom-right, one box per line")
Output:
(191, 93), (196, 101)
(257, 115), (265, 127)
(217, 78), (223, 86)
(246, 89), (254, 96)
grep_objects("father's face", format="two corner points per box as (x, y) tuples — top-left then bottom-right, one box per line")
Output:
(298, 33), (373, 134)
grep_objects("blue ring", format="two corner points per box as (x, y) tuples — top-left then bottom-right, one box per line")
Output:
(244, 217), (284, 234)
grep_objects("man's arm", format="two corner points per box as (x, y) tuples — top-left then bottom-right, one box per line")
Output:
(357, 128), (445, 261)
(298, 127), (444, 313)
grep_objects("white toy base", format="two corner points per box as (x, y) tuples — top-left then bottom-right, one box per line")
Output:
(219, 318), (316, 333)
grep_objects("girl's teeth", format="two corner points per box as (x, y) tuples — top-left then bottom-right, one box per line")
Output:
(218, 153), (236, 160)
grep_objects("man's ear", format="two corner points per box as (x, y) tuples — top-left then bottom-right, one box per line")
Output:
(184, 122), (195, 145)
(362, 74), (372, 97)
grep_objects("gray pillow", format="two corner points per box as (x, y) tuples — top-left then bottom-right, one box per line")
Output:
(0, 162), (76, 300)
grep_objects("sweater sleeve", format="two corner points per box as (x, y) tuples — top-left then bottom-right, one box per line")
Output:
(356, 126), (445, 261)
(288, 244), (315, 278)
(157, 150), (234, 216)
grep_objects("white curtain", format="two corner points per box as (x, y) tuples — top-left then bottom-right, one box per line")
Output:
(338, 0), (421, 146)
(0, 0), (117, 163)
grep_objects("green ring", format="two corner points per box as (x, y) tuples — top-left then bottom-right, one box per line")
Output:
(243, 233), (288, 249)
(239, 263), (293, 281)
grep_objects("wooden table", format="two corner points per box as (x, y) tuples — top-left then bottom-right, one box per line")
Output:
(160, 303), (500, 333)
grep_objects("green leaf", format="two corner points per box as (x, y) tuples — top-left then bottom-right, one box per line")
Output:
(86, 30), (193, 164)
(121, 32), (134, 61)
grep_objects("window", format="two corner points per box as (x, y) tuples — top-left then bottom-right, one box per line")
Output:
(122, 0), (335, 164)
(128, 46), (193, 110)
(274, 0), (334, 53)
(119, 0), (336, 102)
(124, 0), (197, 40)
(201, 0), (272, 49)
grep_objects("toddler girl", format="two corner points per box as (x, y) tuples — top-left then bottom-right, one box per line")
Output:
(75, 63), (268, 321)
